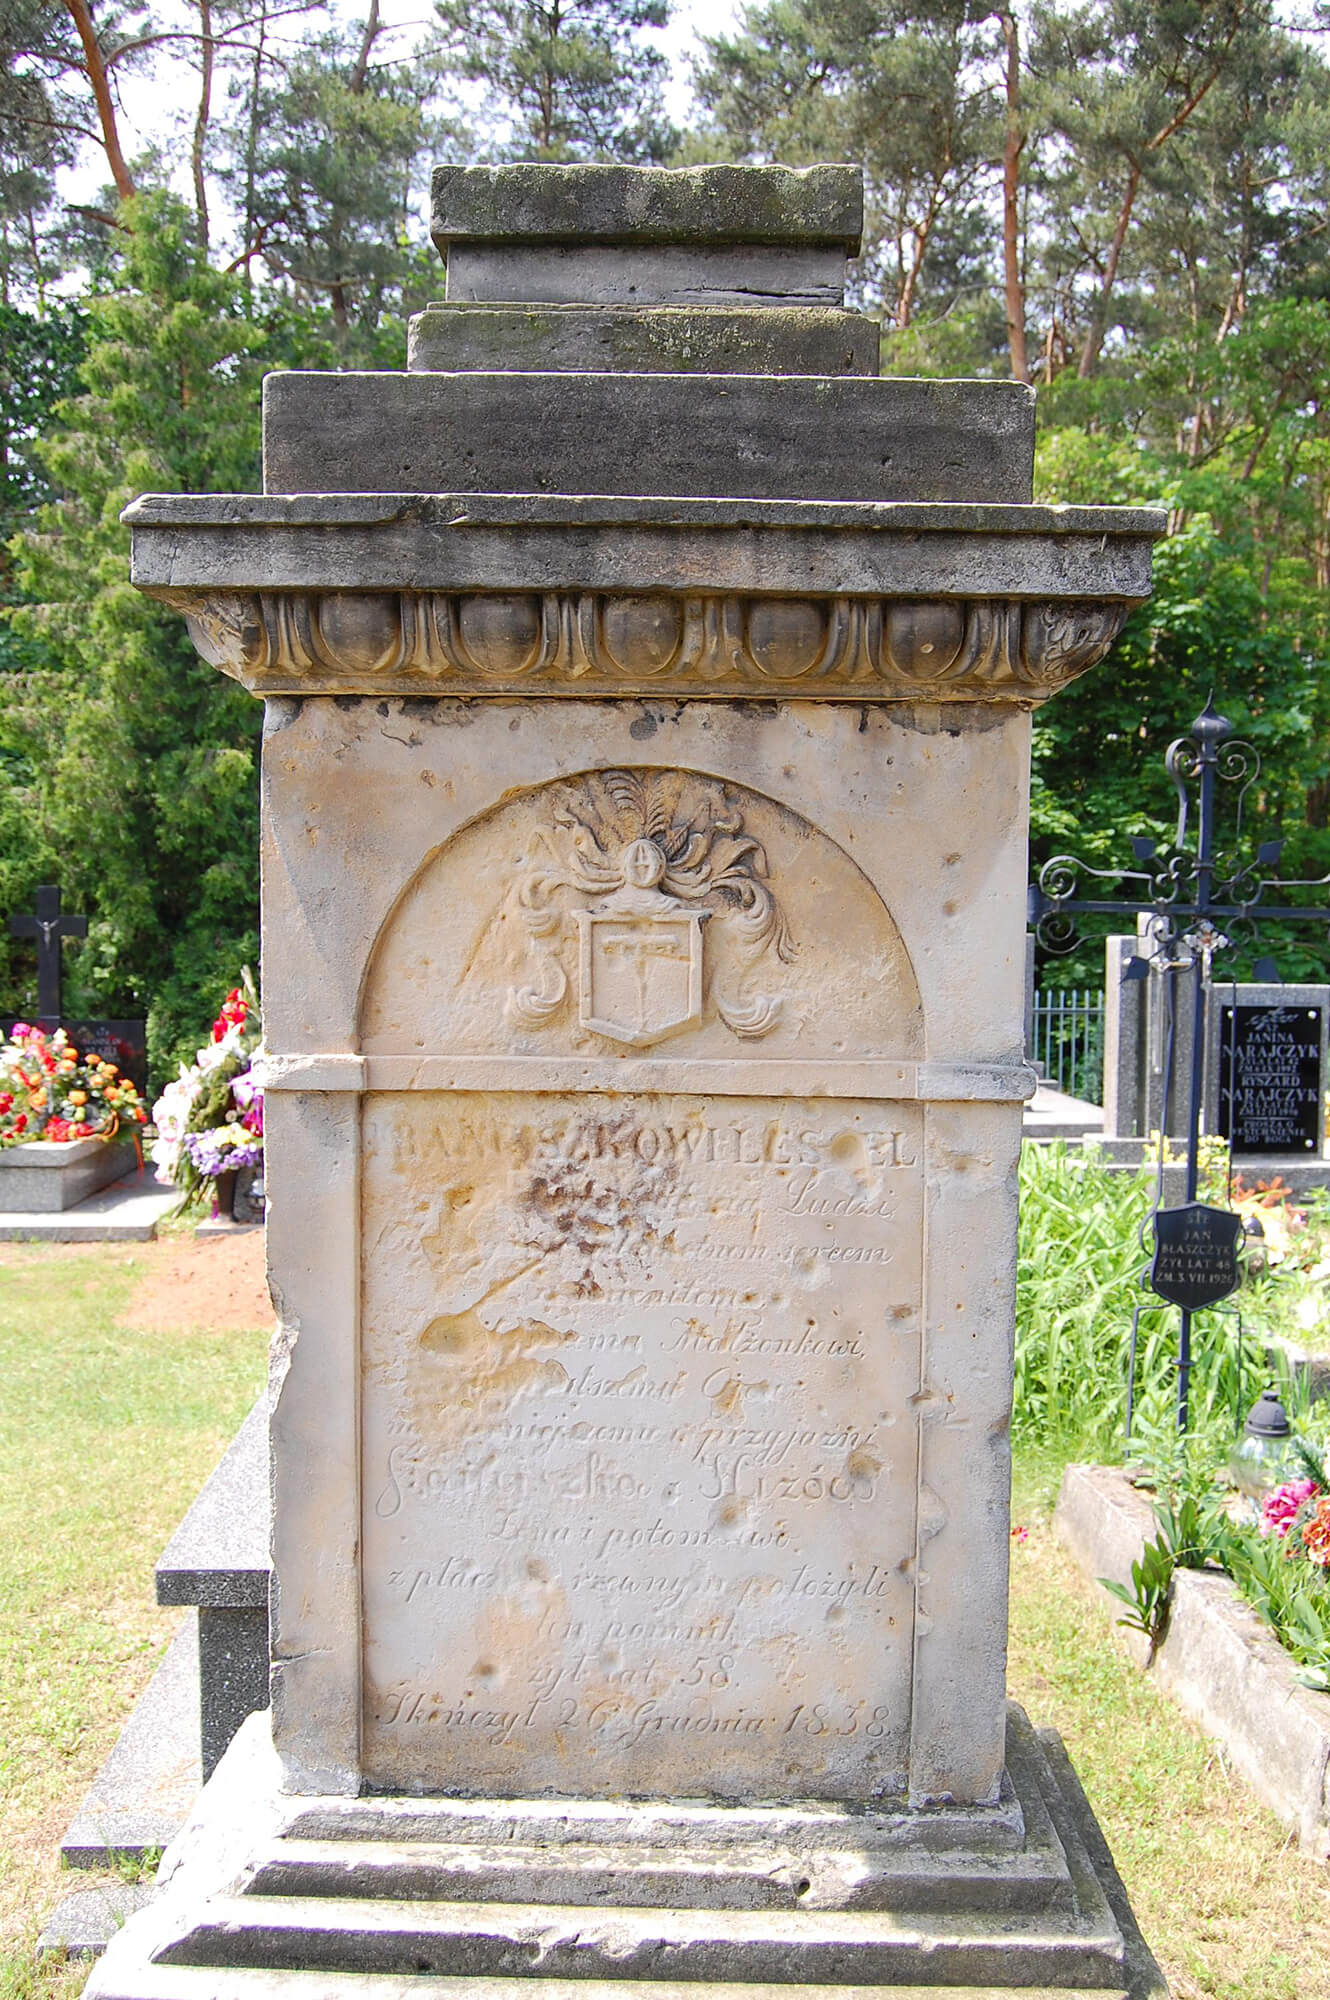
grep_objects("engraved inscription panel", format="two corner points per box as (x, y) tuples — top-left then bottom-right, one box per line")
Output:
(360, 1090), (923, 1800)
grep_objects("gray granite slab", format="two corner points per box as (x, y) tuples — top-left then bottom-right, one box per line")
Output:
(0, 1137), (136, 1210)
(156, 1394), (270, 1608)
(61, 1616), (201, 1868)
(198, 1606), (270, 1780)
(0, 1173), (176, 1241)
(261, 373), (1036, 504)
(37, 1882), (155, 1960)
(430, 164), (864, 252)
(406, 304), (880, 376)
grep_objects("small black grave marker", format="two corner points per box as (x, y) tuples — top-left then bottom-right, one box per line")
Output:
(60, 1018), (148, 1096)
(8, 886), (87, 1019)
(1149, 1203), (1243, 1311)
(1219, 1004), (1323, 1155)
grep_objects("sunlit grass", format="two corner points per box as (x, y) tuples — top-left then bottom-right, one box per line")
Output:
(0, 1242), (266, 1987)
(1008, 1489), (1330, 2000)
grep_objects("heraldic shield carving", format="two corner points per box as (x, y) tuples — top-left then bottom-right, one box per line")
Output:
(507, 770), (795, 1048)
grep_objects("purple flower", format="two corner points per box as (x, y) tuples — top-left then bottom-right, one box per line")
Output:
(231, 1070), (264, 1136)
(183, 1127), (263, 1178)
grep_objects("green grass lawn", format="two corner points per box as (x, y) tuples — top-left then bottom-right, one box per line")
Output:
(2, 1237), (1329, 1998)
(1009, 1473), (1330, 2000)
(0, 1242), (266, 1995)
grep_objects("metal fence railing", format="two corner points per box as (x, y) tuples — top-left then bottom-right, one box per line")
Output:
(1030, 987), (1104, 1104)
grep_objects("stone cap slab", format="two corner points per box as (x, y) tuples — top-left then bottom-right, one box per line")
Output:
(126, 492), (1164, 597)
(431, 163), (864, 254)
(406, 304), (880, 376)
(260, 372), (1035, 505)
(124, 492), (1164, 705)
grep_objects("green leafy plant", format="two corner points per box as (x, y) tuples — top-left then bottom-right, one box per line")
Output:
(1100, 1487), (1229, 1659)
(1014, 1143), (1293, 1464)
(1100, 1536), (1177, 1658)
(1223, 1526), (1330, 1693)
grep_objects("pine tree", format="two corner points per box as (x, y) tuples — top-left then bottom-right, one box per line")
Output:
(229, 0), (444, 350)
(432, 0), (674, 162)
(694, 1), (1021, 369)
(6, 192), (269, 1064)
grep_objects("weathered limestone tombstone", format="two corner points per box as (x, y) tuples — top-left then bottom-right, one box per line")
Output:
(93, 163), (1167, 1996)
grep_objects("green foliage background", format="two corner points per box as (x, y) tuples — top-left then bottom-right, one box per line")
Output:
(3, 0), (1330, 1070)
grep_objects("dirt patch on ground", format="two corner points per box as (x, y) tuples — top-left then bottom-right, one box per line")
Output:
(118, 1230), (272, 1333)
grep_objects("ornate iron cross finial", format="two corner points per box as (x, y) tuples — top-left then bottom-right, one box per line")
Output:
(1027, 700), (1330, 1434)
(8, 885), (88, 1021)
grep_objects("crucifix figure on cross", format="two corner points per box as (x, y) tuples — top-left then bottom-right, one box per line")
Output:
(9, 885), (88, 1022)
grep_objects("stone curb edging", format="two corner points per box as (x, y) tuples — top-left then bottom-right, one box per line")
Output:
(1054, 1462), (1330, 1859)
(1264, 1330), (1330, 1403)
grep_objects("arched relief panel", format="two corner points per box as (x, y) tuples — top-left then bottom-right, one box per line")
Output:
(359, 766), (924, 1063)
(354, 766), (932, 1801)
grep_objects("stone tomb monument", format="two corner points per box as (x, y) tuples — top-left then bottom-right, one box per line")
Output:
(95, 164), (1166, 1995)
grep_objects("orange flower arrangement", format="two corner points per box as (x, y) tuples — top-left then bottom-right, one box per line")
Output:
(0, 1024), (148, 1146)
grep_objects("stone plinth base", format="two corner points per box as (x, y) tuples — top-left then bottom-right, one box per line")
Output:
(86, 1706), (1163, 1999)
(0, 1136), (136, 1211)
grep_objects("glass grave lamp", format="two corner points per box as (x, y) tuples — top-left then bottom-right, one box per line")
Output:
(1242, 1214), (1268, 1278)
(1228, 1385), (1303, 1507)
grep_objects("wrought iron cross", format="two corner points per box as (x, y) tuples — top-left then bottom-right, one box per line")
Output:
(1028, 699), (1330, 1431)
(9, 885), (88, 1021)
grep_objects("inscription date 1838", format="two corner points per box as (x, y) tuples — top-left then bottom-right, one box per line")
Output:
(358, 1091), (926, 1800)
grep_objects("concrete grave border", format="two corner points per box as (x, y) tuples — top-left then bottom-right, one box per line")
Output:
(1054, 1462), (1330, 1857)
(0, 1135), (137, 1211)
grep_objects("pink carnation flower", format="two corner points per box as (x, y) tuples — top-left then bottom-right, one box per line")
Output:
(1259, 1477), (1318, 1538)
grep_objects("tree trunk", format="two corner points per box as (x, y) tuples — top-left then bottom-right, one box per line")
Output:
(1077, 159), (1139, 378)
(63, 0), (136, 201)
(998, 11), (1029, 384)
(192, 0), (214, 248)
(349, 0), (381, 94)
(898, 188), (943, 331)
(1077, 35), (1236, 379)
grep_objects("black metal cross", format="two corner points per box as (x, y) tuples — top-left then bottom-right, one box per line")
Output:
(1028, 699), (1330, 1432)
(9, 885), (88, 1021)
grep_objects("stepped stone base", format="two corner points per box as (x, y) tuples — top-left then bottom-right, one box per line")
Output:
(62, 1616), (202, 1868)
(86, 1707), (1163, 2000)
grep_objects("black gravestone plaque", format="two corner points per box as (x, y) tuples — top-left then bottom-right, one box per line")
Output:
(59, 1019), (148, 1097)
(1218, 1004), (1323, 1155)
(1150, 1203), (1243, 1310)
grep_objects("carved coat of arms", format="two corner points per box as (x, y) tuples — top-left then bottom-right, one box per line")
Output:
(506, 771), (794, 1047)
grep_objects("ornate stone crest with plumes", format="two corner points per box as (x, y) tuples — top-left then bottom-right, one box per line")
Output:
(507, 771), (795, 1047)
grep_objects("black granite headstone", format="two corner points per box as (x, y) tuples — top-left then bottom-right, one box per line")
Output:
(1149, 1202), (1243, 1310)
(1218, 1004), (1322, 1155)
(57, 1019), (149, 1097)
